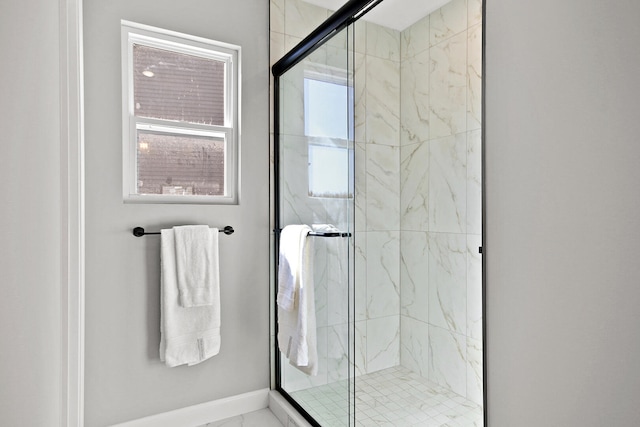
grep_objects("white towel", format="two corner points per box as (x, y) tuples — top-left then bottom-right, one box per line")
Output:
(173, 225), (219, 308)
(277, 224), (318, 375)
(277, 225), (310, 311)
(160, 228), (220, 367)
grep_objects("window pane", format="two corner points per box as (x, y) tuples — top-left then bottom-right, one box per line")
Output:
(304, 78), (353, 140)
(133, 44), (225, 125)
(308, 144), (354, 198)
(136, 130), (225, 196)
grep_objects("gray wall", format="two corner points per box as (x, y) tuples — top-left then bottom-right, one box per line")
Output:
(0, 0), (62, 425)
(83, 0), (269, 425)
(485, 0), (640, 425)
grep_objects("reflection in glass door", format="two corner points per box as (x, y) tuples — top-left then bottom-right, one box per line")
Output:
(275, 21), (356, 427)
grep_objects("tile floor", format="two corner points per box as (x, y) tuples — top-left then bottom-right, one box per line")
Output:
(291, 366), (483, 426)
(204, 366), (483, 426)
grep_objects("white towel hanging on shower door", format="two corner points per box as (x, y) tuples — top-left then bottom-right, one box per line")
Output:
(277, 224), (318, 376)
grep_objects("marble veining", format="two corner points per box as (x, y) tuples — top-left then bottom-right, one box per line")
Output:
(313, 239), (329, 328)
(352, 19), (367, 55)
(270, 32), (285, 69)
(430, 0), (468, 46)
(366, 21), (401, 62)
(327, 323), (350, 382)
(428, 325), (467, 396)
(284, 0), (329, 39)
(468, 0), (483, 27)
(400, 49), (430, 147)
(467, 129), (482, 235)
(354, 53), (367, 144)
(401, 14), (430, 60)
(284, 34), (304, 55)
(279, 69), (305, 137)
(270, 0), (285, 34)
(365, 55), (401, 146)
(326, 238), (349, 326)
(467, 23), (483, 132)
(467, 337), (484, 406)
(366, 315), (400, 372)
(401, 141), (430, 231)
(428, 232), (467, 334)
(354, 232), (367, 322)
(354, 320), (367, 375)
(466, 234), (482, 340)
(429, 31), (468, 139)
(400, 231), (429, 322)
(365, 144), (400, 231)
(354, 142), (367, 233)
(366, 231), (400, 319)
(400, 315), (430, 377)
(325, 44), (351, 71)
(429, 133), (467, 234)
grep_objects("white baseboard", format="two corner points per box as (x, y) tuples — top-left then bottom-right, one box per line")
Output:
(268, 390), (313, 427)
(110, 388), (270, 427)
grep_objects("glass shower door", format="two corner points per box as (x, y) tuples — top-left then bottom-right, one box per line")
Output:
(276, 23), (356, 426)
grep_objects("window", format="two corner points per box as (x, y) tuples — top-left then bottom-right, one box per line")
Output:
(304, 75), (353, 141)
(308, 144), (354, 198)
(304, 73), (354, 198)
(121, 21), (240, 203)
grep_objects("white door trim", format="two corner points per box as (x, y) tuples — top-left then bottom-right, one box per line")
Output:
(60, 0), (85, 425)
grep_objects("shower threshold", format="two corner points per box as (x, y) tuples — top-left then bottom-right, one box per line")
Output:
(290, 366), (482, 426)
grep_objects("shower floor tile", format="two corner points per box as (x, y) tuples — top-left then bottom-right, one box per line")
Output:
(290, 366), (483, 426)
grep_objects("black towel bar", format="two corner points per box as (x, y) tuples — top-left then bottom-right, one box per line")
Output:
(132, 226), (234, 237)
(307, 231), (351, 238)
(272, 228), (351, 238)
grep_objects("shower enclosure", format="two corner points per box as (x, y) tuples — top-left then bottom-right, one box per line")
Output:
(272, 0), (483, 425)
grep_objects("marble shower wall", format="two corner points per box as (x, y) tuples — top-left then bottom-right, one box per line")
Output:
(356, 21), (402, 376)
(399, 0), (483, 406)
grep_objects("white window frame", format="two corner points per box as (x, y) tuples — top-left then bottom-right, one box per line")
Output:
(121, 20), (240, 204)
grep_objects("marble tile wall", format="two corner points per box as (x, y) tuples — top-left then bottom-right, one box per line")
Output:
(399, 0), (483, 406)
(356, 20), (402, 377)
